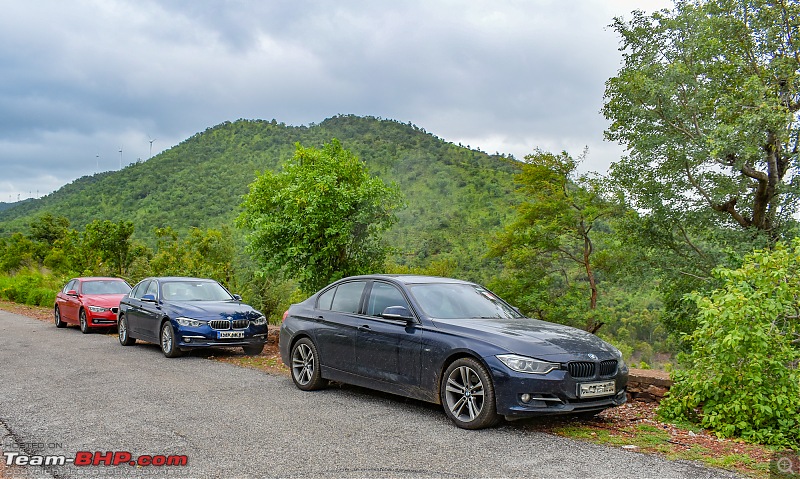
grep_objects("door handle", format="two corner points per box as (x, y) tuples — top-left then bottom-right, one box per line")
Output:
(359, 325), (371, 331)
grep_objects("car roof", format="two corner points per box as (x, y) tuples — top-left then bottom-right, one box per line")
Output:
(74, 276), (127, 282)
(345, 274), (475, 286)
(143, 277), (218, 282)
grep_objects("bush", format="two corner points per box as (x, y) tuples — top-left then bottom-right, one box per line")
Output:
(0, 270), (62, 308)
(659, 240), (800, 448)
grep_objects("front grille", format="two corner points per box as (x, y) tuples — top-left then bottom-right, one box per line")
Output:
(600, 360), (618, 376)
(568, 362), (595, 379)
(209, 320), (230, 330)
(232, 319), (249, 329)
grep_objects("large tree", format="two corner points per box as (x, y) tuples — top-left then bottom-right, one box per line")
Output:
(489, 149), (620, 333)
(237, 139), (403, 294)
(604, 0), (800, 238)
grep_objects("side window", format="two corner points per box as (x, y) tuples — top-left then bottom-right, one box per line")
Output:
(329, 281), (366, 314)
(367, 282), (410, 317)
(317, 287), (336, 311)
(63, 280), (77, 293)
(131, 281), (150, 299)
(145, 281), (159, 299)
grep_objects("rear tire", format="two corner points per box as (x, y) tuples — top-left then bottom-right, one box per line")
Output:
(118, 315), (136, 346)
(54, 306), (66, 328)
(290, 338), (327, 391)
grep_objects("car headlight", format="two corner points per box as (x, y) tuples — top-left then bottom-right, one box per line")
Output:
(176, 317), (203, 327)
(251, 315), (267, 326)
(497, 354), (560, 374)
(87, 306), (109, 313)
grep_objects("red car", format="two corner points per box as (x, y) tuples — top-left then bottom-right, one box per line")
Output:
(54, 277), (132, 333)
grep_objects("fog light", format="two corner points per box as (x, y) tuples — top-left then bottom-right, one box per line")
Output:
(520, 393), (531, 403)
(185, 338), (192, 343)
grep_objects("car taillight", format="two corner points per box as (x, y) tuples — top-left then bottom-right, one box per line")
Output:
(282, 310), (289, 322)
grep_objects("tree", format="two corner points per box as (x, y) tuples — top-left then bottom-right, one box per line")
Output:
(604, 0), (800, 238)
(489, 149), (620, 333)
(82, 220), (137, 275)
(660, 239), (800, 447)
(237, 139), (404, 294)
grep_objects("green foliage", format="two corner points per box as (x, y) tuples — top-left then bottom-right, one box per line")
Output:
(83, 219), (137, 275)
(660, 239), (800, 448)
(0, 269), (61, 307)
(150, 226), (235, 284)
(604, 0), (800, 236)
(489, 149), (621, 333)
(238, 139), (403, 294)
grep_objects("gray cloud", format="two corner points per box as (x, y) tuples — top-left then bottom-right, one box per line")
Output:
(0, 0), (671, 202)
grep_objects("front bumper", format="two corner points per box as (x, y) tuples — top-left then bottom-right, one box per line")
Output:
(175, 323), (268, 349)
(87, 310), (119, 327)
(484, 355), (628, 419)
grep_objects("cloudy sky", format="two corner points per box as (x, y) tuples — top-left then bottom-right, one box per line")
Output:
(0, 0), (671, 203)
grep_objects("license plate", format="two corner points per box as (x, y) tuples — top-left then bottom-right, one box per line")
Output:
(218, 331), (244, 339)
(578, 381), (615, 398)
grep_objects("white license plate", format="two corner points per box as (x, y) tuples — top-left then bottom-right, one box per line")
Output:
(218, 331), (244, 339)
(578, 381), (616, 398)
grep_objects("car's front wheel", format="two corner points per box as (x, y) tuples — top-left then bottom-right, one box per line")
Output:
(54, 306), (66, 328)
(290, 338), (327, 391)
(160, 322), (182, 358)
(79, 309), (90, 334)
(440, 357), (500, 429)
(243, 344), (264, 356)
(118, 314), (136, 346)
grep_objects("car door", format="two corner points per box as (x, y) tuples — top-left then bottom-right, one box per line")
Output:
(137, 279), (162, 341)
(57, 279), (80, 323)
(124, 280), (150, 336)
(311, 280), (366, 375)
(354, 281), (423, 388)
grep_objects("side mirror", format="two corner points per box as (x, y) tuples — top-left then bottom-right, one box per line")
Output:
(233, 294), (242, 301)
(381, 306), (414, 321)
(66, 290), (78, 297)
(141, 294), (157, 302)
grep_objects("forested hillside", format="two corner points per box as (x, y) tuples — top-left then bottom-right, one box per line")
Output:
(0, 115), (519, 280)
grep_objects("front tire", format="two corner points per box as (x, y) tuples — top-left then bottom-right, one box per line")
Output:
(243, 344), (264, 356)
(160, 322), (182, 358)
(118, 315), (136, 346)
(290, 338), (327, 391)
(440, 358), (500, 429)
(79, 309), (90, 334)
(54, 306), (66, 328)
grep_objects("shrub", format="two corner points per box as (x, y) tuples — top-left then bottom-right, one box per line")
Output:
(659, 240), (800, 448)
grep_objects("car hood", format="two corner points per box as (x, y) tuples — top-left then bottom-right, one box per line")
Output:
(164, 300), (259, 320)
(430, 317), (619, 361)
(81, 294), (127, 307)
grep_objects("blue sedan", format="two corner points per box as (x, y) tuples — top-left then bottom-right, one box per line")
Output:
(118, 277), (268, 358)
(279, 275), (628, 429)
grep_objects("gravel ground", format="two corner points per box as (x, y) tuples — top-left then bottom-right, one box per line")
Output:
(0, 309), (743, 479)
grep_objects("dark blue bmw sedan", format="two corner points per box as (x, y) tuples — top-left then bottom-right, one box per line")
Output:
(118, 277), (268, 358)
(280, 275), (628, 429)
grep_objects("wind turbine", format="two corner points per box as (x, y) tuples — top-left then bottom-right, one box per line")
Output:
(119, 146), (123, 169)
(148, 135), (157, 158)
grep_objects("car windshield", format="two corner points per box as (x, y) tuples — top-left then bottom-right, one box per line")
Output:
(161, 281), (233, 301)
(82, 280), (131, 295)
(407, 283), (523, 320)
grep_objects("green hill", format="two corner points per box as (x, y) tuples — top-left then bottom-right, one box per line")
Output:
(0, 115), (521, 279)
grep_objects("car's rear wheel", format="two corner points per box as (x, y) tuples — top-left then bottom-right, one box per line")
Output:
(243, 344), (264, 356)
(118, 315), (136, 346)
(290, 338), (327, 391)
(79, 309), (90, 334)
(54, 306), (66, 328)
(160, 322), (182, 358)
(440, 358), (500, 429)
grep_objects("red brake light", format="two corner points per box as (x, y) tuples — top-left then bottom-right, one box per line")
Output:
(282, 310), (289, 322)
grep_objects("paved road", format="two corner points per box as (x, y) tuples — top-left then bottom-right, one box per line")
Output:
(0, 310), (741, 479)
